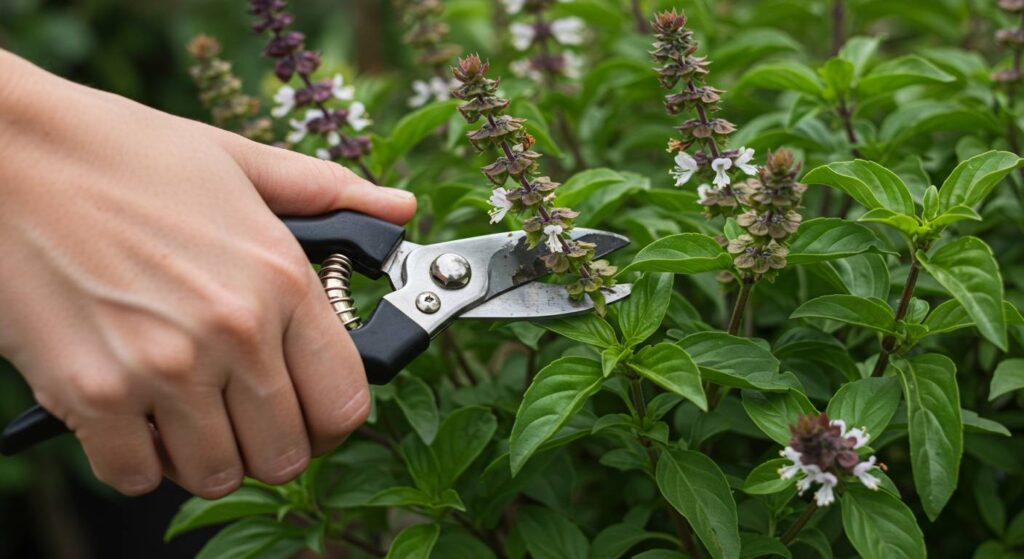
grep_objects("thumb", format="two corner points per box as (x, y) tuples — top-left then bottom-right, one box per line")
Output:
(217, 132), (416, 224)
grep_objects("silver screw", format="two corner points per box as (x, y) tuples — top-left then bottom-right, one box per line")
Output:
(430, 253), (471, 289)
(415, 291), (441, 314)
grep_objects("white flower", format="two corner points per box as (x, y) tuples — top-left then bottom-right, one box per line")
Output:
(271, 85), (296, 118)
(778, 446), (803, 480)
(562, 51), (584, 80)
(813, 472), (838, 507)
(550, 17), (585, 46)
(830, 419), (870, 449)
(510, 58), (543, 81)
(429, 77), (455, 100)
(510, 22), (536, 51)
(346, 102), (371, 131)
(409, 80), (433, 108)
(316, 148), (331, 160)
(734, 147), (757, 175)
(488, 188), (513, 224)
(696, 184), (714, 203)
(670, 151), (699, 186)
(501, 0), (526, 14)
(711, 157), (733, 187)
(543, 224), (564, 253)
(331, 74), (355, 101)
(287, 109), (320, 144)
(853, 456), (882, 490)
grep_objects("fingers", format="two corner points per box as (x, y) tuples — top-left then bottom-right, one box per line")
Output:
(212, 131), (416, 224)
(76, 414), (162, 497)
(283, 271), (370, 456)
(223, 346), (312, 485)
(152, 388), (244, 499)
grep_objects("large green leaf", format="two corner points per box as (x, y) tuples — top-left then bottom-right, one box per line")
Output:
(739, 61), (825, 98)
(617, 273), (673, 347)
(401, 406), (497, 495)
(825, 253), (892, 300)
(538, 314), (618, 348)
(742, 388), (817, 445)
(826, 377), (902, 440)
(990, 358), (1024, 401)
(374, 100), (459, 171)
(917, 237), (1007, 350)
(394, 373), (439, 444)
(166, 487), (283, 541)
(196, 518), (305, 559)
(923, 300), (1022, 338)
(555, 168), (626, 208)
(620, 233), (734, 275)
(386, 523), (440, 559)
(656, 449), (741, 559)
(855, 55), (955, 97)
(839, 36), (881, 76)
(518, 506), (590, 559)
(742, 459), (797, 495)
(790, 295), (897, 335)
(879, 100), (999, 145)
(589, 522), (677, 559)
(785, 218), (892, 265)
(364, 486), (464, 511)
(937, 150), (1022, 211)
(678, 332), (786, 391)
(893, 354), (963, 520)
(629, 343), (707, 411)
(840, 486), (926, 559)
(803, 160), (915, 215)
(510, 357), (604, 475)
(739, 533), (792, 559)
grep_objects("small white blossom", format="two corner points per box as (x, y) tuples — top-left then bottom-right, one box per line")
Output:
(813, 472), (838, 507)
(501, 0), (526, 14)
(488, 188), (513, 224)
(287, 109), (320, 144)
(510, 58), (543, 81)
(696, 184), (714, 203)
(853, 456), (882, 490)
(671, 151), (699, 186)
(346, 102), (372, 131)
(778, 446), (802, 480)
(562, 51), (584, 80)
(543, 224), (564, 253)
(409, 80), (433, 108)
(316, 148), (331, 160)
(711, 157), (733, 187)
(831, 419), (870, 449)
(550, 17), (585, 46)
(271, 85), (296, 118)
(510, 22), (536, 51)
(331, 74), (355, 101)
(734, 147), (757, 175)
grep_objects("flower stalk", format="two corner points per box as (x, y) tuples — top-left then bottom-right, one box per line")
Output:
(186, 35), (273, 142)
(248, 0), (378, 183)
(450, 55), (616, 310)
(398, 0), (461, 107)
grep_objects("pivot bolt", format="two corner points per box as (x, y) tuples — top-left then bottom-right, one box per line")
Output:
(430, 253), (471, 289)
(415, 292), (441, 314)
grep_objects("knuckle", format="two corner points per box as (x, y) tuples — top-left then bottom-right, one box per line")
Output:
(203, 296), (264, 345)
(69, 372), (130, 410)
(261, 248), (313, 298)
(252, 447), (310, 485)
(132, 338), (200, 384)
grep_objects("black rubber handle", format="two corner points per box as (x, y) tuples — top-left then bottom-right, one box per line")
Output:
(350, 299), (430, 385)
(0, 405), (68, 456)
(282, 210), (405, 279)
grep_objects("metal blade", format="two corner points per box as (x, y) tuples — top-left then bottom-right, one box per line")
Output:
(462, 283), (632, 320)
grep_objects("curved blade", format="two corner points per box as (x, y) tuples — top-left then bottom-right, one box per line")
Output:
(463, 283), (632, 320)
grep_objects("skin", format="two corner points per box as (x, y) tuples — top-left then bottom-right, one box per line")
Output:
(0, 50), (416, 499)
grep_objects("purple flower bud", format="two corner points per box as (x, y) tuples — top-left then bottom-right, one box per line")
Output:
(295, 50), (322, 74)
(274, 58), (296, 81)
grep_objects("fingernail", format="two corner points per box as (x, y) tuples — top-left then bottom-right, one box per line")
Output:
(381, 187), (415, 200)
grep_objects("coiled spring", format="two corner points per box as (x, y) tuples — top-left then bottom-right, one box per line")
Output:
(318, 253), (361, 330)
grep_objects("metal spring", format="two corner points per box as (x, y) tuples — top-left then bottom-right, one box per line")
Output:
(318, 253), (361, 330)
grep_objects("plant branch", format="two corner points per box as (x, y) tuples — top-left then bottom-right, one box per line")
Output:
(871, 251), (924, 377)
(780, 502), (819, 545)
(454, 512), (509, 559)
(338, 530), (386, 557)
(833, 96), (861, 216)
(706, 277), (754, 409)
(631, 0), (650, 33)
(819, 0), (845, 215)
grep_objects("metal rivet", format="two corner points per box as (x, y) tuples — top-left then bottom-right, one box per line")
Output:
(415, 292), (441, 314)
(430, 253), (471, 289)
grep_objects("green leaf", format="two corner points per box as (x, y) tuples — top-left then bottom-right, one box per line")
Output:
(923, 300), (1022, 338)
(839, 36), (881, 76)
(395, 373), (439, 444)
(840, 486), (926, 559)
(740, 61), (825, 98)
(656, 449), (741, 559)
(1007, 511), (1024, 546)
(196, 518), (304, 559)
(742, 388), (817, 446)
(819, 58), (855, 97)
(791, 294), (897, 335)
(962, 409), (1011, 437)
(826, 377), (902, 440)
(620, 233), (733, 275)
(518, 506), (589, 559)
(365, 486), (465, 511)
(601, 346), (628, 377)
(375, 100), (459, 171)
(166, 487), (283, 541)
(938, 150), (1022, 211)
(589, 523), (677, 559)
(386, 523), (440, 559)
(786, 218), (893, 264)
(990, 358), (1024, 401)
(917, 237), (1007, 350)
(825, 253), (892, 300)
(740, 533), (792, 559)
(618, 273), (673, 347)
(892, 354), (963, 520)
(555, 168), (625, 208)
(927, 205), (982, 228)
(855, 55), (955, 97)
(513, 99), (565, 158)
(510, 357), (604, 475)
(402, 406), (497, 495)
(858, 208), (921, 238)
(803, 160), (915, 216)
(538, 314), (618, 348)
(879, 100), (1000, 145)
(742, 459), (797, 495)
(774, 328), (861, 382)
(629, 343), (707, 411)
(678, 332), (786, 391)
(432, 532), (497, 559)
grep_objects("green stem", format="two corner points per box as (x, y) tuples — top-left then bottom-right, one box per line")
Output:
(706, 277), (754, 409)
(872, 251), (924, 377)
(780, 502), (818, 545)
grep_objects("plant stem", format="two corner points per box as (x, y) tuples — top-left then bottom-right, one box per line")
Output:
(706, 277), (754, 409)
(819, 0), (845, 215)
(780, 502), (818, 545)
(339, 531), (386, 557)
(454, 512), (509, 559)
(631, 0), (650, 33)
(357, 426), (401, 457)
(834, 96), (862, 216)
(871, 252), (924, 377)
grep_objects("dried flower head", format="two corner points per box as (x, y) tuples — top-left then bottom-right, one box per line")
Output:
(397, 0), (461, 107)
(451, 55), (616, 310)
(778, 413), (882, 507)
(187, 35), (272, 142)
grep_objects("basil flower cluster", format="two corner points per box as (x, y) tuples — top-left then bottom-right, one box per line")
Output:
(502, 0), (585, 82)
(778, 413), (883, 507)
(399, 0), (461, 107)
(994, 0), (1024, 85)
(249, 0), (373, 166)
(186, 35), (272, 142)
(727, 149), (805, 278)
(450, 55), (616, 308)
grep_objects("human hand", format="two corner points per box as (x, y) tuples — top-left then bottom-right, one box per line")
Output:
(0, 51), (415, 498)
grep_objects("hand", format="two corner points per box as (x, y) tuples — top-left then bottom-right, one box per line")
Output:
(0, 51), (415, 498)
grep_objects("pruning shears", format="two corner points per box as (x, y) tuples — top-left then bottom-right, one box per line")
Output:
(0, 210), (631, 456)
